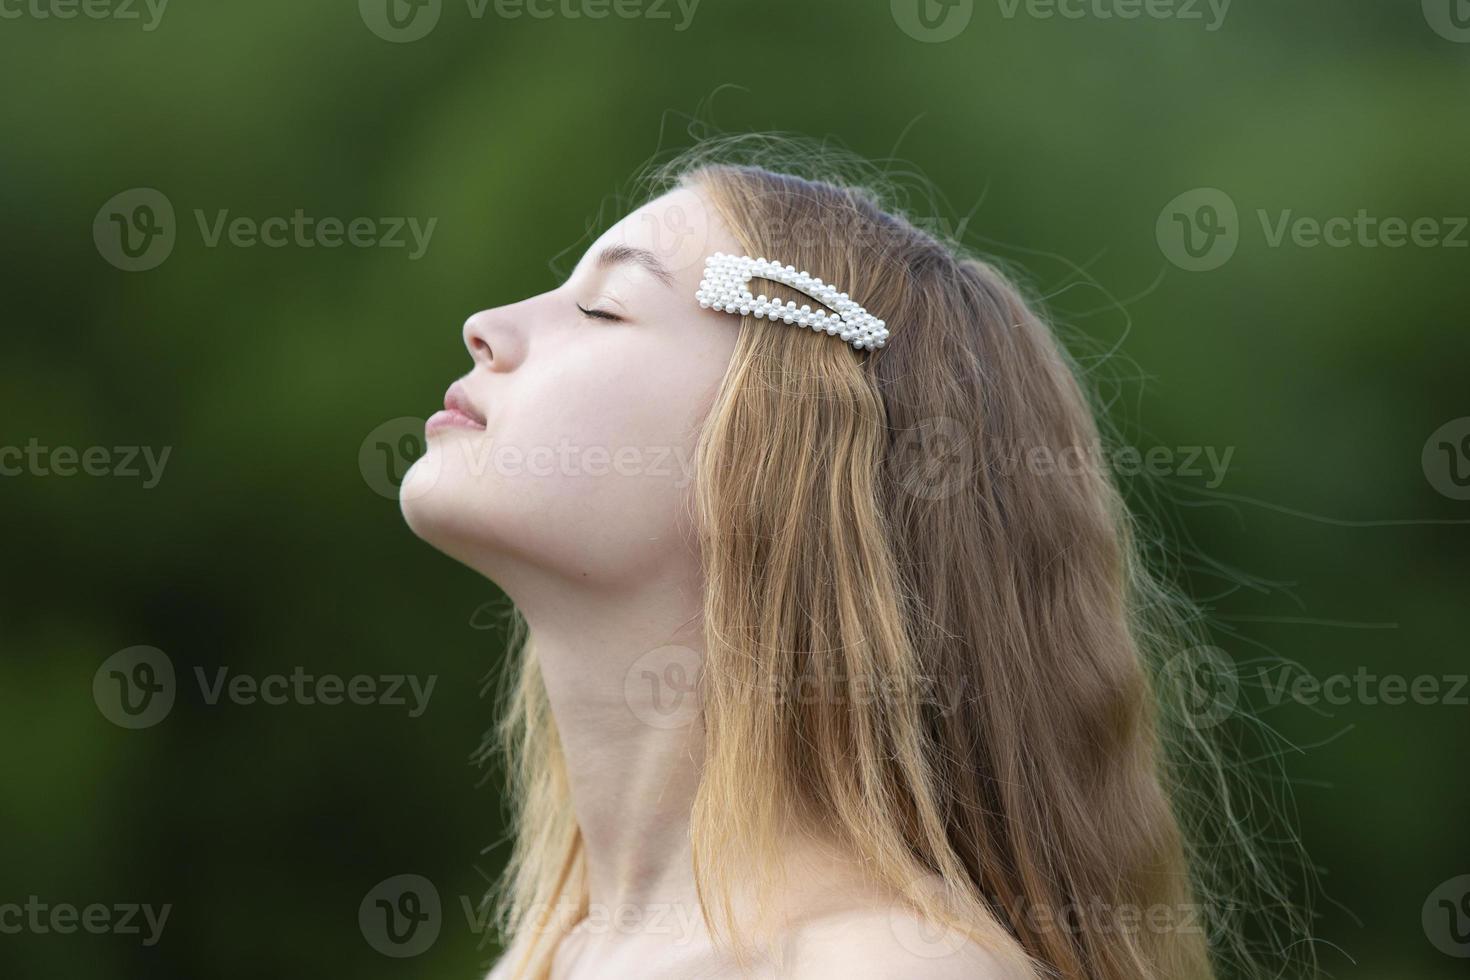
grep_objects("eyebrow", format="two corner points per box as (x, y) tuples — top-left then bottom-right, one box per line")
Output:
(594, 244), (676, 288)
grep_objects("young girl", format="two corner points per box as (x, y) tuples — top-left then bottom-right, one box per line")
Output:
(401, 140), (1301, 979)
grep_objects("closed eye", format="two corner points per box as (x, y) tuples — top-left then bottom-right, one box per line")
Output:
(577, 303), (623, 322)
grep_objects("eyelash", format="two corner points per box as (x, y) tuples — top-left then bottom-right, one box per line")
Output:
(576, 303), (622, 322)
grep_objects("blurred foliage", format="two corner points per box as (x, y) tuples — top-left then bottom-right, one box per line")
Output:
(1, 0), (1467, 977)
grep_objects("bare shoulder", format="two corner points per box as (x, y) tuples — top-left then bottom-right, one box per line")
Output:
(483, 934), (531, 980)
(778, 906), (1031, 980)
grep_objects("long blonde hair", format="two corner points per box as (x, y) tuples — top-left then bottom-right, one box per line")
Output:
(485, 136), (1307, 980)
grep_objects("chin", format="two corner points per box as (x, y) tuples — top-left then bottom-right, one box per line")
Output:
(398, 452), (545, 584)
(400, 441), (692, 591)
(399, 451), (483, 560)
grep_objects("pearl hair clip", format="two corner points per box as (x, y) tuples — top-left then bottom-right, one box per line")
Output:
(696, 253), (889, 351)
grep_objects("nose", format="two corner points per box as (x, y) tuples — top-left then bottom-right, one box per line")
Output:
(462, 305), (522, 371)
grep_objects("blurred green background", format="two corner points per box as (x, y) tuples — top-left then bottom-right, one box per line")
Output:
(2, 0), (1467, 977)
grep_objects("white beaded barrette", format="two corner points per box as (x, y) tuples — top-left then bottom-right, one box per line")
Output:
(696, 253), (889, 351)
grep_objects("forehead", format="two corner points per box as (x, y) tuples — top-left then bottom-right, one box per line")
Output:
(588, 186), (740, 288)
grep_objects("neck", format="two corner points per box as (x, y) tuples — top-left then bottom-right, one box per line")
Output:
(504, 562), (709, 917)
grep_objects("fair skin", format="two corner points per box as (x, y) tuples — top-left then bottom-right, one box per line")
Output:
(401, 187), (1010, 979)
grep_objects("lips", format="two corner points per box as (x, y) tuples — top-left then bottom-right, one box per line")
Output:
(426, 381), (487, 435)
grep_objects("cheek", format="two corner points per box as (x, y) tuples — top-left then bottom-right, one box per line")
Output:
(506, 372), (698, 520)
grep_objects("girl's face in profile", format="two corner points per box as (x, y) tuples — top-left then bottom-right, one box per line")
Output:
(401, 187), (742, 588)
